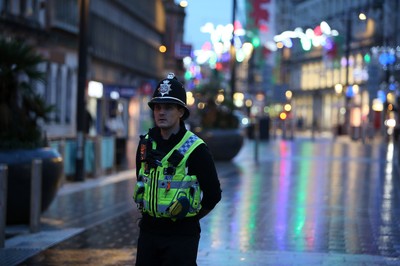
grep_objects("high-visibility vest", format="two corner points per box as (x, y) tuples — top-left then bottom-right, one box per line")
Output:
(133, 131), (204, 219)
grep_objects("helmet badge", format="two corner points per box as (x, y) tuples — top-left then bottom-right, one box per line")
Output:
(159, 80), (172, 96)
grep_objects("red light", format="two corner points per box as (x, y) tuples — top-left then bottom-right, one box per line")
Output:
(259, 24), (269, 32)
(234, 21), (243, 31)
(201, 41), (212, 51)
(314, 25), (322, 36)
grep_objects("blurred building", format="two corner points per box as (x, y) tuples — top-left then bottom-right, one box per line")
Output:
(273, 0), (400, 139)
(0, 0), (187, 141)
(163, 0), (190, 81)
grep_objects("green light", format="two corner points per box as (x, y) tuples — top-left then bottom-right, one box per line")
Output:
(293, 143), (313, 250)
(184, 71), (192, 80)
(364, 53), (371, 63)
(251, 36), (260, 48)
(209, 53), (217, 65)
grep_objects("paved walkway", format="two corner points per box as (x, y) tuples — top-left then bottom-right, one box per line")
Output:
(1, 134), (400, 265)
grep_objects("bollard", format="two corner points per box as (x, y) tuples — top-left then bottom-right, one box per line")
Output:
(30, 159), (42, 233)
(59, 140), (66, 184)
(112, 137), (117, 173)
(289, 119), (294, 140)
(94, 136), (102, 177)
(282, 120), (287, 139)
(0, 164), (8, 248)
(254, 120), (259, 163)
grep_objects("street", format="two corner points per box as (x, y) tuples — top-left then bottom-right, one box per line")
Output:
(3, 136), (400, 265)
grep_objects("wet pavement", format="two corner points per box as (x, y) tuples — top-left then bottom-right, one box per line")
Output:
(2, 134), (400, 265)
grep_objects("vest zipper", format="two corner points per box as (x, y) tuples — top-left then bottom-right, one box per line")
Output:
(148, 170), (154, 215)
(150, 169), (159, 217)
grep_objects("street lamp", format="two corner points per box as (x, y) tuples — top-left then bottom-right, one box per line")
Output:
(75, 0), (90, 181)
(334, 83), (343, 135)
(230, 0), (237, 103)
(343, 11), (353, 136)
(343, 10), (370, 138)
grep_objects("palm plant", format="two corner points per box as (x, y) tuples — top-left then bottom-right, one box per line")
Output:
(0, 37), (53, 149)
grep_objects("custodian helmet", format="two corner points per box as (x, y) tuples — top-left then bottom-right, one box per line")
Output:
(148, 73), (190, 120)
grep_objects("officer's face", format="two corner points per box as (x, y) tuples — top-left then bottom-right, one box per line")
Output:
(153, 103), (184, 131)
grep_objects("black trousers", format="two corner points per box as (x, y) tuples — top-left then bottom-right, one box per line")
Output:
(135, 230), (200, 266)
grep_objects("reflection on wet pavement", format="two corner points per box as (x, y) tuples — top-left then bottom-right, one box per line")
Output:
(17, 138), (400, 265)
(199, 139), (400, 262)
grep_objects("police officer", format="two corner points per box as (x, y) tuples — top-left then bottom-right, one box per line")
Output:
(133, 73), (222, 266)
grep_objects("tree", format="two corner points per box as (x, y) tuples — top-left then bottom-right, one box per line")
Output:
(195, 69), (239, 129)
(0, 38), (54, 149)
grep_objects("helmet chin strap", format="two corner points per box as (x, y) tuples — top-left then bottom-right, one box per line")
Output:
(160, 123), (180, 140)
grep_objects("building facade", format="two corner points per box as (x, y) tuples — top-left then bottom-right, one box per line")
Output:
(0, 0), (187, 141)
(274, 0), (400, 138)
(163, 0), (188, 81)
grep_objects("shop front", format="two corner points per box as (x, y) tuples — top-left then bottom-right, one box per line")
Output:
(87, 82), (139, 168)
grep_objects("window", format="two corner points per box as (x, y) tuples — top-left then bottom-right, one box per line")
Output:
(65, 69), (73, 123)
(54, 66), (62, 122)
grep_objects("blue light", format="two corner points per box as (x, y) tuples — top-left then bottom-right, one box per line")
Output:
(345, 85), (354, 97)
(379, 52), (396, 66)
(377, 90), (386, 102)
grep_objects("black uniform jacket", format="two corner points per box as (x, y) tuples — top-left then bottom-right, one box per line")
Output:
(135, 123), (222, 235)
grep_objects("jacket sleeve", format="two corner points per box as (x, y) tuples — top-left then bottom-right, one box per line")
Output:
(135, 144), (140, 179)
(187, 143), (222, 210)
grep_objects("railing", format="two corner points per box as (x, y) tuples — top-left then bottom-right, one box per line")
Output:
(49, 136), (116, 179)
(48, 0), (79, 33)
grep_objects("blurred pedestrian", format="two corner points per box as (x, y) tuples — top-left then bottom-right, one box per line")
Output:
(133, 73), (222, 266)
(296, 115), (304, 130)
(85, 109), (93, 135)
